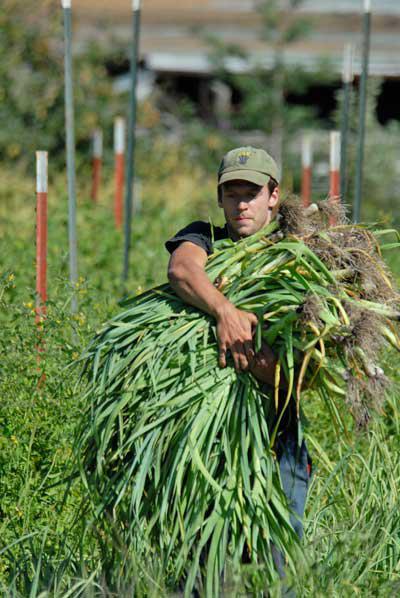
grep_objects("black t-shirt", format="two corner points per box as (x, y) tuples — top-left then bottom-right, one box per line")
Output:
(165, 221), (230, 256)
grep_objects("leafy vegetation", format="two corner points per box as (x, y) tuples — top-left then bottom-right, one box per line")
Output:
(0, 0), (124, 170)
(1, 0), (400, 594)
(1, 148), (400, 594)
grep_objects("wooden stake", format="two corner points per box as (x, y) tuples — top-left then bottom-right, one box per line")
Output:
(36, 152), (48, 322)
(340, 43), (354, 202)
(36, 151), (48, 386)
(114, 117), (125, 230)
(301, 134), (312, 208)
(91, 128), (102, 203)
(329, 131), (341, 226)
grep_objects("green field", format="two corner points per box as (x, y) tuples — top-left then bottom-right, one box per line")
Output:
(1, 152), (400, 596)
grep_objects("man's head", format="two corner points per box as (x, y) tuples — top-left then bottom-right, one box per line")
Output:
(217, 147), (280, 239)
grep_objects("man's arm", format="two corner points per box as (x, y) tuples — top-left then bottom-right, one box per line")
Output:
(168, 241), (257, 372)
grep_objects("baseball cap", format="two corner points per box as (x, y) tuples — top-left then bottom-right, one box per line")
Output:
(218, 146), (280, 187)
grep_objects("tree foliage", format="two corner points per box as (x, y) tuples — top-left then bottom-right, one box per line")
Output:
(206, 0), (335, 136)
(0, 0), (119, 169)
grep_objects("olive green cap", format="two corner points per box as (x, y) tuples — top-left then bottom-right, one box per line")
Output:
(218, 146), (280, 187)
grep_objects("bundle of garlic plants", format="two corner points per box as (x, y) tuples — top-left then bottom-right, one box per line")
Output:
(77, 199), (400, 596)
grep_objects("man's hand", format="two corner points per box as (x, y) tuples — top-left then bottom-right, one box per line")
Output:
(249, 340), (286, 388)
(215, 303), (258, 372)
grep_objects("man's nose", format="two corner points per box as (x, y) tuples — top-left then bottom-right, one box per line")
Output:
(237, 200), (248, 211)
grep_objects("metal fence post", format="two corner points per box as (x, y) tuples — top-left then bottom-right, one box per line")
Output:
(61, 0), (78, 312)
(122, 0), (142, 283)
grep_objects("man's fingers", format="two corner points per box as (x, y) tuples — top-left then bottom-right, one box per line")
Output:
(219, 345), (227, 368)
(243, 340), (255, 366)
(248, 312), (259, 330)
(232, 343), (249, 372)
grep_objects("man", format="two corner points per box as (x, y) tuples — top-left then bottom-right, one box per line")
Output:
(166, 146), (311, 583)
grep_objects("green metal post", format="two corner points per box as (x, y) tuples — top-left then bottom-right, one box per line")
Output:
(61, 0), (78, 312)
(340, 43), (353, 202)
(353, 0), (371, 223)
(122, 0), (142, 283)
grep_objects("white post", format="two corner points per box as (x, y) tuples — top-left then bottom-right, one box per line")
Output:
(114, 117), (126, 155)
(36, 151), (48, 194)
(330, 131), (341, 174)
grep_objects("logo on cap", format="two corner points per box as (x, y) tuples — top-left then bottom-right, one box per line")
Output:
(237, 150), (251, 165)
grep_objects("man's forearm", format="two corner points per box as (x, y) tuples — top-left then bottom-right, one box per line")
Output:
(168, 244), (258, 371)
(169, 263), (230, 318)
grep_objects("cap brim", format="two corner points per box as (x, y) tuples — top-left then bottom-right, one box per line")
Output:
(218, 170), (271, 187)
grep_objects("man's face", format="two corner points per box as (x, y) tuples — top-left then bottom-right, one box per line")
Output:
(219, 179), (279, 240)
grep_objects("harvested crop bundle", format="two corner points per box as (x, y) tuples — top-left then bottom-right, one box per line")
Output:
(77, 199), (400, 596)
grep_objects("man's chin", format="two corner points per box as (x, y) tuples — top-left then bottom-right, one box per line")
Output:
(232, 222), (257, 238)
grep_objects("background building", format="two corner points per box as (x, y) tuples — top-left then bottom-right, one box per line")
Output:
(74, 0), (400, 124)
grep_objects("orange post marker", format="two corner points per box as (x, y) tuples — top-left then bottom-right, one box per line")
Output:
(91, 128), (102, 203)
(114, 117), (125, 230)
(301, 134), (312, 208)
(329, 131), (341, 226)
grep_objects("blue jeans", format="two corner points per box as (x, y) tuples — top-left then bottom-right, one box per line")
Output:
(271, 435), (312, 595)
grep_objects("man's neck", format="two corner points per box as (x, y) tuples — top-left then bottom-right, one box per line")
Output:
(226, 223), (241, 242)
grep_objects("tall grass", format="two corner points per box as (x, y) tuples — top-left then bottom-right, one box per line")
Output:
(0, 158), (399, 595)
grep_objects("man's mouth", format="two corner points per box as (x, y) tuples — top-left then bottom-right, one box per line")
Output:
(234, 216), (251, 221)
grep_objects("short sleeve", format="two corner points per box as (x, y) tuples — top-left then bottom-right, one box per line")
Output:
(165, 221), (213, 256)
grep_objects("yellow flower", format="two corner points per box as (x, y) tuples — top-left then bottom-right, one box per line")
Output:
(8, 273), (15, 282)
(72, 352), (79, 360)
(10, 435), (18, 445)
(73, 312), (86, 326)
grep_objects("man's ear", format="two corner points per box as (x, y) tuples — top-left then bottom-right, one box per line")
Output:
(267, 185), (279, 209)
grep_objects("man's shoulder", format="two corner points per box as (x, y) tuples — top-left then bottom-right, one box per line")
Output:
(171, 220), (227, 238)
(165, 221), (228, 256)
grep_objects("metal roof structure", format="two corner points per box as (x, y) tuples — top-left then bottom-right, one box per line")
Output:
(74, 0), (400, 77)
